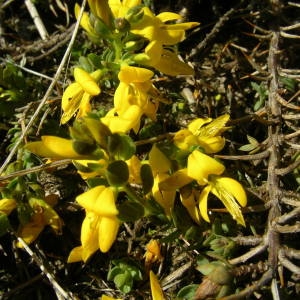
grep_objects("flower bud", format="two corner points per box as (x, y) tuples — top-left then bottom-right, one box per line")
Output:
(72, 140), (97, 155)
(114, 18), (130, 32)
(106, 160), (129, 186)
(125, 5), (144, 24)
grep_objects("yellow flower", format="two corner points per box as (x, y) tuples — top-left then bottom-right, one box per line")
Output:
(101, 105), (143, 133)
(25, 136), (89, 159)
(130, 7), (199, 46)
(174, 114), (230, 154)
(17, 198), (62, 247)
(104, 65), (160, 133)
(61, 68), (102, 124)
(150, 270), (165, 300)
(68, 186), (120, 262)
(0, 198), (17, 215)
(160, 150), (247, 226)
(144, 239), (163, 265)
(142, 40), (195, 76)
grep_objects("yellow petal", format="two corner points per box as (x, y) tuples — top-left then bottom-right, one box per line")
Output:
(188, 118), (212, 134)
(145, 40), (163, 66)
(17, 213), (45, 246)
(25, 141), (62, 158)
(77, 185), (106, 211)
(152, 173), (176, 216)
(215, 177), (247, 207)
(154, 49), (195, 76)
(149, 144), (171, 174)
(180, 189), (201, 224)
(76, 92), (92, 119)
(41, 136), (85, 159)
(187, 151), (225, 185)
(96, 187), (118, 217)
(198, 185), (212, 223)
(74, 68), (101, 95)
(101, 295), (122, 300)
(198, 136), (225, 154)
(126, 155), (142, 184)
(156, 12), (182, 22)
(211, 179), (246, 227)
(159, 169), (192, 190)
(0, 198), (17, 215)
(67, 246), (84, 263)
(80, 212), (100, 261)
(101, 105), (143, 133)
(150, 270), (165, 300)
(98, 216), (119, 252)
(61, 82), (82, 111)
(75, 4), (95, 34)
(118, 65), (153, 84)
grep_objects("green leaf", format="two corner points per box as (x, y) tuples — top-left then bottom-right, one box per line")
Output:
(107, 133), (136, 160)
(0, 213), (11, 237)
(176, 284), (198, 299)
(117, 201), (144, 222)
(106, 160), (129, 186)
(140, 164), (153, 194)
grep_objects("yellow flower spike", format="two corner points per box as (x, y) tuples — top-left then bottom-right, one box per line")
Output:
(74, 68), (101, 95)
(187, 151), (225, 185)
(98, 216), (120, 252)
(0, 198), (17, 215)
(149, 270), (165, 300)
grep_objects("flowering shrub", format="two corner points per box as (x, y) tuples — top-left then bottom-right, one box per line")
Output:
(0, 0), (248, 298)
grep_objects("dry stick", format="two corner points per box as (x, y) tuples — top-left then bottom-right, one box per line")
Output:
(188, 7), (236, 59)
(16, 236), (76, 300)
(24, 0), (49, 40)
(265, 0), (282, 279)
(220, 269), (273, 300)
(0, 0), (87, 176)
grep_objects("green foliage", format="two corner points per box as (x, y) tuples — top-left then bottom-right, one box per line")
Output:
(176, 284), (198, 299)
(107, 259), (143, 293)
(251, 81), (268, 111)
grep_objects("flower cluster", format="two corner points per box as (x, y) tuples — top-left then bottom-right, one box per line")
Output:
(0, 0), (248, 297)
